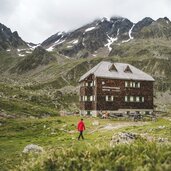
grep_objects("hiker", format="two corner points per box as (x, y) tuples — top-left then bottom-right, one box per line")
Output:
(77, 118), (85, 140)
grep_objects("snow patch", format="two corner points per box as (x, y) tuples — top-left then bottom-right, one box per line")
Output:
(101, 17), (110, 22)
(122, 39), (131, 43)
(18, 54), (25, 57)
(27, 44), (40, 50)
(54, 36), (65, 45)
(85, 27), (95, 32)
(6, 49), (11, 52)
(82, 37), (86, 46)
(122, 24), (135, 43)
(46, 46), (54, 52)
(18, 48), (32, 52)
(129, 24), (135, 39)
(17, 49), (22, 52)
(57, 32), (63, 36)
(26, 51), (32, 54)
(72, 39), (78, 44)
(46, 35), (65, 52)
(105, 29), (119, 52)
(64, 56), (70, 59)
(67, 45), (73, 48)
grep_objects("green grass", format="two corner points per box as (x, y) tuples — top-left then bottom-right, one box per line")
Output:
(0, 116), (171, 171)
(0, 82), (79, 116)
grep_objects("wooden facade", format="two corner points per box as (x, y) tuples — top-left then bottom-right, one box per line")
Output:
(79, 62), (154, 116)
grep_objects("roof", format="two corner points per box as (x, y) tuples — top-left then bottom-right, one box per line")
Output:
(79, 61), (155, 82)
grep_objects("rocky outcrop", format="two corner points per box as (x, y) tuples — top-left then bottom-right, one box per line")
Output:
(132, 17), (154, 37)
(41, 17), (171, 58)
(11, 46), (56, 73)
(110, 132), (138, 147)
(136, 17), (171, 39)
(23, 144), (44, 153)
(41, 17), (134, 57)
(0, 23), (27, 50)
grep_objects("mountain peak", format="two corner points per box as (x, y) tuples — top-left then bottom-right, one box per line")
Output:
(164, 17), (170, 22)
(11, 46), (56, 74)
(33, 46), (46, 55)
(156, 17), (170, 24)
(39, 16), (171, 58)
(0, 22), (27, 50)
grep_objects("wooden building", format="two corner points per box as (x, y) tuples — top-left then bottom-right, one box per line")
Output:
(79, 61), (155, 116)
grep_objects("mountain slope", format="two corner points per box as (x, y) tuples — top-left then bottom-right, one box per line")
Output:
(41, 17), (171, 59)
(0, 16), (171, 116)
(11, 46), (57, 74)
(0, 23), (28, 50)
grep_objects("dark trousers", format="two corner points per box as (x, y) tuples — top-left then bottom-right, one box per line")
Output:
(78, 131), (84, 140)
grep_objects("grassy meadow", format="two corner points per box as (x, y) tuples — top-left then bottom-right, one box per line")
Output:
(0, 116), (171, 171)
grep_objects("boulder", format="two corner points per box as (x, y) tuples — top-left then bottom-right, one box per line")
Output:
(158, 137), (169, 143)
(23, 144), (43, 153)
(158, 125), (166, 129)
(92, 120), (100, 126)
(110, 132), (138, 147)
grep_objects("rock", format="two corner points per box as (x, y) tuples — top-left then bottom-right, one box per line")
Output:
(158, 137), (169, 143)
(140, 133), (155, 142)
(0, 23), (27, 50)
(68, 130), (76, 134)
(0, 112), (16, 119)
(110, 132), (138, 147)
(23, 144), (43, 153)
(51, 132), (56, 135)
(92, 120), (100, 126)
(0, 123), (2, 126)
(158, 125), (166, 129)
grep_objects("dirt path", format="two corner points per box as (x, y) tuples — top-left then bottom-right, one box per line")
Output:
(101, 122), (148, 130)
(89, 121), (148, 133)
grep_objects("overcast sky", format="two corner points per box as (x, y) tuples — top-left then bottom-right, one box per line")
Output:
(0, 0), (170, 43)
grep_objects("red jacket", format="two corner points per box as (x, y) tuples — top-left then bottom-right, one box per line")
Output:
(77, 121), (85, 131)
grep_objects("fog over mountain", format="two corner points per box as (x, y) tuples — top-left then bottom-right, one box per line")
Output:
(0, 0), (171, 43)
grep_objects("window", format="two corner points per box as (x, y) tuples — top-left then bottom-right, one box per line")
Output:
(130, 96), (134, 102)
(125, 81), (140, 88)
(133, 82), (136, 87)
(109, 64), (118, 72)
(85, 81), (96, 87)
(136, 96), (140, 102)
(125, 96), (128, 102)
(124, 65), (132, 73)
(137, 82), (140, 88)
(82, 95), (95, 102)
(130, 82), (133, 87)
(106, 95), (114, 101)
(125, 81), (128, 87)
(102, 81), (105, 85)
(84, 96), (87, 101)
(125, 96), (144, 103)
(90, 96), (93, 101)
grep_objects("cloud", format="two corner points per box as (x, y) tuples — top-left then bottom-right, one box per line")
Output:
(0, 0), (21, 16)
(0, 0), (170, 43)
